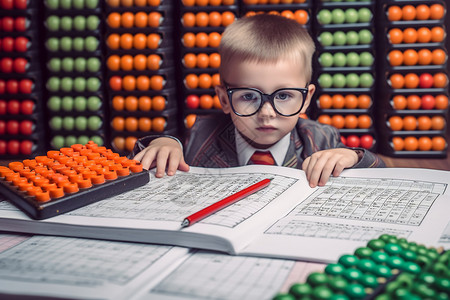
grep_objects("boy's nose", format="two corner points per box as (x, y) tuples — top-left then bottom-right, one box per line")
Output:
(258, 101), (277, 117)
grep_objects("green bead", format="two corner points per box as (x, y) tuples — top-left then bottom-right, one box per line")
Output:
(397, 292), (421, 300)
(379, 234), (397, 244)
(289, 283), (312, 297)
(312, 286), (333, 300)
(385, 281), (401, 294)
(329, 295), (349, 300)
(400, 249), (417, 262)
(344, 283), (366, 299)
(426, 250), (439, 261)
(386, 256), (405, 269)
(436, 292), (450, 300)
(328, 277), (348, 292)
(325, 263), (345, 276)
(372, 265), (392, 278)
(371, 251), (389, 264)
(436, 278), (450, 293)
(374, 294), (390, 300)
(432, 262), (448, 276)
(415, 255), (432, 269)
(356, 259), (376, 273)
(367, 239), (385, 251)
(416, 245), (428, 256)
(343, 269), (363, 282)
(392, 287), (411, 299)
(384, 243), (402, 256)
(408, 244), (419, 253)
(359, 274), (378, 288)
(395, 273), (414, 288)
(354, 247), (373, 259)
(417, 272), (436, 285)
(272, 293), (296, 300)
(307, 272), (329, 287)
(412, 283), (436, 298)
(402, 261), (421, 274)
(338, 255), (359, 268)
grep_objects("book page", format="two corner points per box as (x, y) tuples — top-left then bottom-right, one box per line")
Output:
(0, 165), (313, 254)
(242, 168), (450, 263)
(0, 233), (188, 300)
(0, 233), (325, 300)
(132, 250), (325, 300)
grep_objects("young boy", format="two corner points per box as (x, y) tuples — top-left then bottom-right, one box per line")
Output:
(131, 14), (385, 187)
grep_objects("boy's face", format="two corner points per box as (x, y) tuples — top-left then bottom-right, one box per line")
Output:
(215, 58), (315, 149)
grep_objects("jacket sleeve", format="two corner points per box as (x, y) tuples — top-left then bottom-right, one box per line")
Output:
(298, 119), (385, 168)
(127, 135), (182, 159)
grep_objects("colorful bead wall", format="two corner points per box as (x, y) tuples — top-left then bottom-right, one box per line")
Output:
(0, 0), (448, 159)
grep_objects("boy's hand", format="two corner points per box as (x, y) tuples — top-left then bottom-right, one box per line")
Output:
(302, 148), (358, 188)
(133, 137), (190, 178)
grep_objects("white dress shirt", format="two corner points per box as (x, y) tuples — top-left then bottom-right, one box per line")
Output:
(235, 129), (290, 166)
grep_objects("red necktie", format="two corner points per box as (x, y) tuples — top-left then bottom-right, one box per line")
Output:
(248, 151), (275, 165)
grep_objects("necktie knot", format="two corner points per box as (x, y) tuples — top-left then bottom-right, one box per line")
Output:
(248, 151), (275, 165)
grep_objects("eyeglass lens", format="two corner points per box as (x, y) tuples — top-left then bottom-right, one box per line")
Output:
(231, 89), (304, 116)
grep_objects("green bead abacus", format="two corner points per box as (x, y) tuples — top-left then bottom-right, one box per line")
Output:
(273, 234), (449, 300)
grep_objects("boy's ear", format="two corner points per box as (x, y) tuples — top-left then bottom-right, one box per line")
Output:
(214, 85), (232, 114)
(300, 83), (316, 114)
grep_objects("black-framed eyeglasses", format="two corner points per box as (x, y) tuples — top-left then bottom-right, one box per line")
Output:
(224, 81), (309, 117)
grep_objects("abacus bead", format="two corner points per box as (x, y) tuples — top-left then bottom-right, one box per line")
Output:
(403, 261), (421, 274)
(338, 255), (359, 268)
(359, 274), (378, 288)
(371, 251), (389, 264)
(312, 286), (333, 300)
(329, 295), (349, 300)
(343, 269), (363, 282)
(417, 272), (436, 285)
(400, 249), (417, 262)
(344, 283), (366, 299)
(272, 293), (296, 300)
(395, 273), (414, 288)
(354, 247), (373, 259)
(426, 250), (438, 261)
(367, 239), (385, 251)
(397, 291), (421, 300)
(384, 243), (402, 256)
(307, 272), (329, 287)
(386, 256), (405, 269)
(289, 283), (312, 297)
(328, 277), (348, 292)
(432, 262), (448, 276)
(436, 278), (450, 293)
(325, 263), (345, 276)
(415, 255), (431, 269)
(416, 245), (428, 256)
(379, 234), (397, 244)
(392, 287), (410, 299)
(412, 283), (436, 298)
(436, 292), (449, 300)
(356, 259), (376, 273)
(372, 265), (392, 278)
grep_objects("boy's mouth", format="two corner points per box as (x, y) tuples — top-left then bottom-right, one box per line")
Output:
(256, 126), (276, 132)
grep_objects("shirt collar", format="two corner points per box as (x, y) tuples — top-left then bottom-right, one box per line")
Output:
(235, 129), (290, 166)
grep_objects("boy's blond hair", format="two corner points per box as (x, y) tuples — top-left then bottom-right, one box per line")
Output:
(219, 14), (315, 82)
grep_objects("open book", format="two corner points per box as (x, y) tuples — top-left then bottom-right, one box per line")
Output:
(0, 165), (449, 263)
(0, 233), (325, 300)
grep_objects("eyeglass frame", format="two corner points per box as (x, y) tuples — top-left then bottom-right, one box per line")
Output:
(223, 81), (309, 117)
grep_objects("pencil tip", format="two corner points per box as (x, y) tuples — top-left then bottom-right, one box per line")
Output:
(181, 219), (190, 228)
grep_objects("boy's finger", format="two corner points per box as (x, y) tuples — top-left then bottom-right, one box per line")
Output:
(166, 152), (182, 176)
(178, 157), (190, 172)
(155, 151), (169, 178)
(139, 149), (157, 170)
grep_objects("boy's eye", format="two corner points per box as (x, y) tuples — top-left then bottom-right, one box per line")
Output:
(240, 92), (259, 101)
(275, 92), (292, 101)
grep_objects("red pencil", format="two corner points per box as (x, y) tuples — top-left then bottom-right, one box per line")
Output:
(181, 178), (273, 228)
